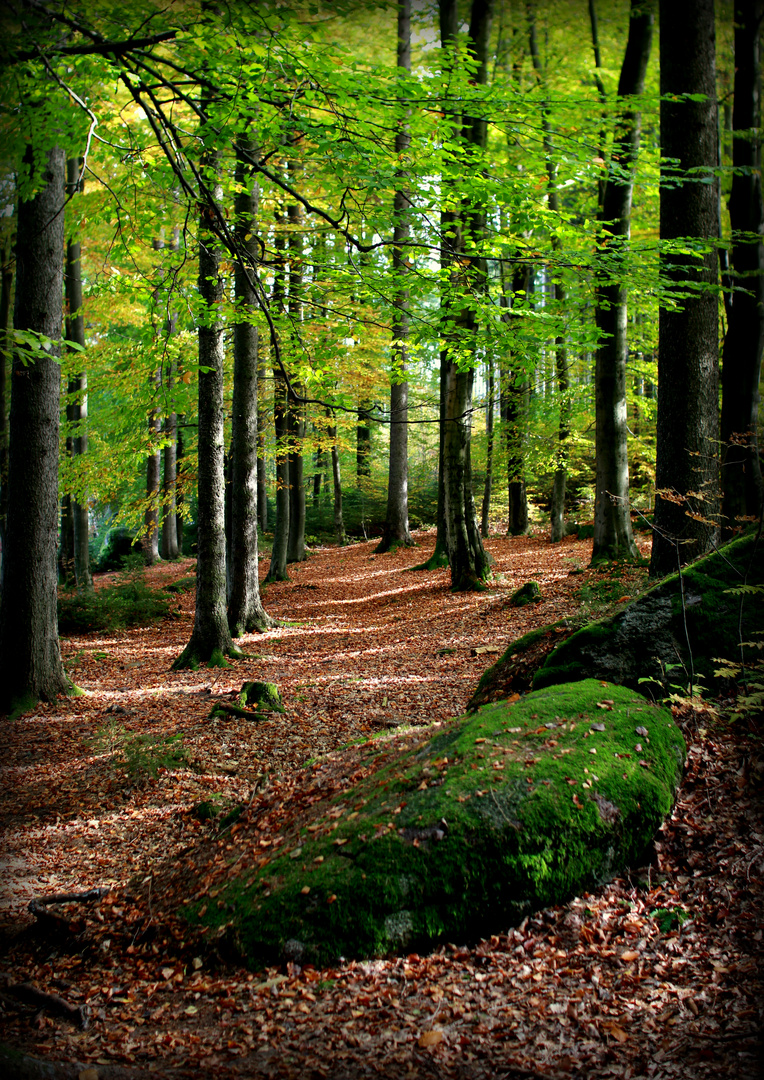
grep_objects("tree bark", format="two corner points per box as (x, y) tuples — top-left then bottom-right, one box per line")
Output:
(160, 363), (179, 560)
(377, 0), (414, 554)
(228, 140), (272, 635)
(438, 0), (492, 591)
(64, 159), (92, 590)
(651, 0), (720, 576)
(480, 358), (494, 537)
(720, 0), (764, 531)
(327, 408), (346, 545)
(501, 264), (530, 537)
(265, 209), (290, 583)
(0, 145), (69, 714)
(286, 163), (307, 564)
(0, 237), (11, 581)
(592, 0), (653, 563)
(173, 159), (235, 667)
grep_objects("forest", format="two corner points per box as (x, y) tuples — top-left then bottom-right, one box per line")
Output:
(0, 0), (762, 1077)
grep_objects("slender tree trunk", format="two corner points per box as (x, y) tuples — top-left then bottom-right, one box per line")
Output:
(480, 359), (494, 537)
(651, 0), (720, 577)
(265, 209), (290, 583)
(0, 145), (69, 714)
(591, 0), (652, 563)
(720, 0), (764, 531)
(173, 157), (235, 667)
(438, 0), (492, 591)
(160, 359), (179, 560)
(257, 357), (268, 533)
(327, 408), (346, 545)
(228, 140), (272, 634)
(378, 0), (414, 554)
(144, 392), (161, 565)
(64, 159), (92, 590)
(501, 264), (530, 536)
(0, 238), (12, 580)
(175, 416), (184, 554)
(286, 162), (307, 564)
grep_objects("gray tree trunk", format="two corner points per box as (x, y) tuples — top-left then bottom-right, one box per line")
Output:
(651, 0), (720, 577)
(173, 164), (235, 667)
(327, 409), (346, 545)
(720, 0), (764, 531)
(286, 169), (307, 564)
(378, 0), (414, 554)
(480, 359), (494, 538)
(228, 141), (272, 635)
(265, 210), (290, 583)
(592, 0), (652, 563)
(0, 145), (69, 714)
(64, 159), (92, 590)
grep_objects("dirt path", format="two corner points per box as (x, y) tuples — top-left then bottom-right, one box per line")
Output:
(0, 530), (761, 1079)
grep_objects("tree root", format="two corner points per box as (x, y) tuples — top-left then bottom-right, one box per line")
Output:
(0, 973), (89, 1030)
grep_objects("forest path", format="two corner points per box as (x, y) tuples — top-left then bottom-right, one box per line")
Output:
(1, 529), (761, 1079)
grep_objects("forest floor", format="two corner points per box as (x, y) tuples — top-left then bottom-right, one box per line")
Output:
(0, 528), (762, 1080)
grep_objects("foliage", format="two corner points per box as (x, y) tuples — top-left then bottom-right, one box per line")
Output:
(58, 555), (174, 633)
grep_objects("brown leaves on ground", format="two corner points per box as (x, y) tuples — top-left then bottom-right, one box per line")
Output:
(0, 529), (762, 1079)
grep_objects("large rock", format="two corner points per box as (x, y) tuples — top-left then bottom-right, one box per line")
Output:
(186, 680), (684, 969)
(533, 531), (763, 694)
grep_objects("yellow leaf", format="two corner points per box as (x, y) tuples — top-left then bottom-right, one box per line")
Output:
(418, 1030), (443, 1048)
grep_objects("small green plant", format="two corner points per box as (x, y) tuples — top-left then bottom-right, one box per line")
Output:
(651, 907), (689, 933)
(58, 556), (173, 633)
(89, 722), (189, 782)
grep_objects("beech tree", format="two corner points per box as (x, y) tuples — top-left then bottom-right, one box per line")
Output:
(591, 0), (653, 563)
(0, 145), (70, 714)
(650, 0), (720, 576)
(720, 0), (764, 531)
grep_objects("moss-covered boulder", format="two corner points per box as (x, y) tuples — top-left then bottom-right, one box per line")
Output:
(533, 531), (763, 694)
(186, 680), (684, 969)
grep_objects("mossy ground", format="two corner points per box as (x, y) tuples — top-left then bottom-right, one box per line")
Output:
(184, 680), (684, 970)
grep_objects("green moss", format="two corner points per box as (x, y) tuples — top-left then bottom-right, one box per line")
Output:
(238, 681), (284, 713)
(185, 680), (684, 969)
(510, 581), (542, 606)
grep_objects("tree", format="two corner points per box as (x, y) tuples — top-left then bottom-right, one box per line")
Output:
(439, 0), (492, 591)
(591, 0), (654, 564)
(0, 145), (70, 714)
(650, 0), (720, 577)
(720, 0), (764, 531)
(228, 139), (272, 636)
(64, 157), (93, 591)
(377, 0), (414, 555)
(173, 130), (237, 667)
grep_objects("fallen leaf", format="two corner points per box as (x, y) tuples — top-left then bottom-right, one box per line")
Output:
(418, 1029), (443, 1047)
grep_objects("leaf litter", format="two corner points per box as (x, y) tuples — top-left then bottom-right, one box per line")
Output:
(0, 529), (761, 1078)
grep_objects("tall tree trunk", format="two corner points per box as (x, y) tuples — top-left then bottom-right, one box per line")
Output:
(480, 358), (494, 537)
(173, 154), (236, 667)
(0, 145), (69, 714)
(720, 0), (764, 531)
(378, 0), (414, 554)
(265, 209), (290, 583)
(228, 140), (272, 634)
(0, 238), (12, 580)
(160, 394), (178, 559)
(286, 161), (307, 564)
(591, 0), (652, 563)
(651, 0), (720, 576)
(438, 0), (493, 591)
(501, 264), (530, 537)
(327, 408), (346, 545)
(527, 1), (571, 544)
(175, 416), (184, 554)
(356, 402), (372, 481)
(257, 356), (268, 532)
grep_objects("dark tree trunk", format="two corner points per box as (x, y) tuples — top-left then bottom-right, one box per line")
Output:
(160, 365), (179, 560)
(651, 0), (720, 577)
(257, 358), (268, 533)
(592, 0), (652, 563)
(175, 416), (184, 554)
(0, 239), (11, 576)
(720, 0), (764, 531)
(378, 0), (414, 555)
(228, 141), (272, 634)
(286, 170), (307, 564)
(501, 265), (531, 537)
(480, 359), (494, 538)
(265, 209), (290, 583)
(64, 159), (92, 590)
(266, 371), (290, 581)
(356, 403), (372, 481)
(327, 408), (346, 545)
(527, 1), (571, 544)
(0, 145), (69, 714)
(438, 0), (492, 591)
(173, 165), (236, 667)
